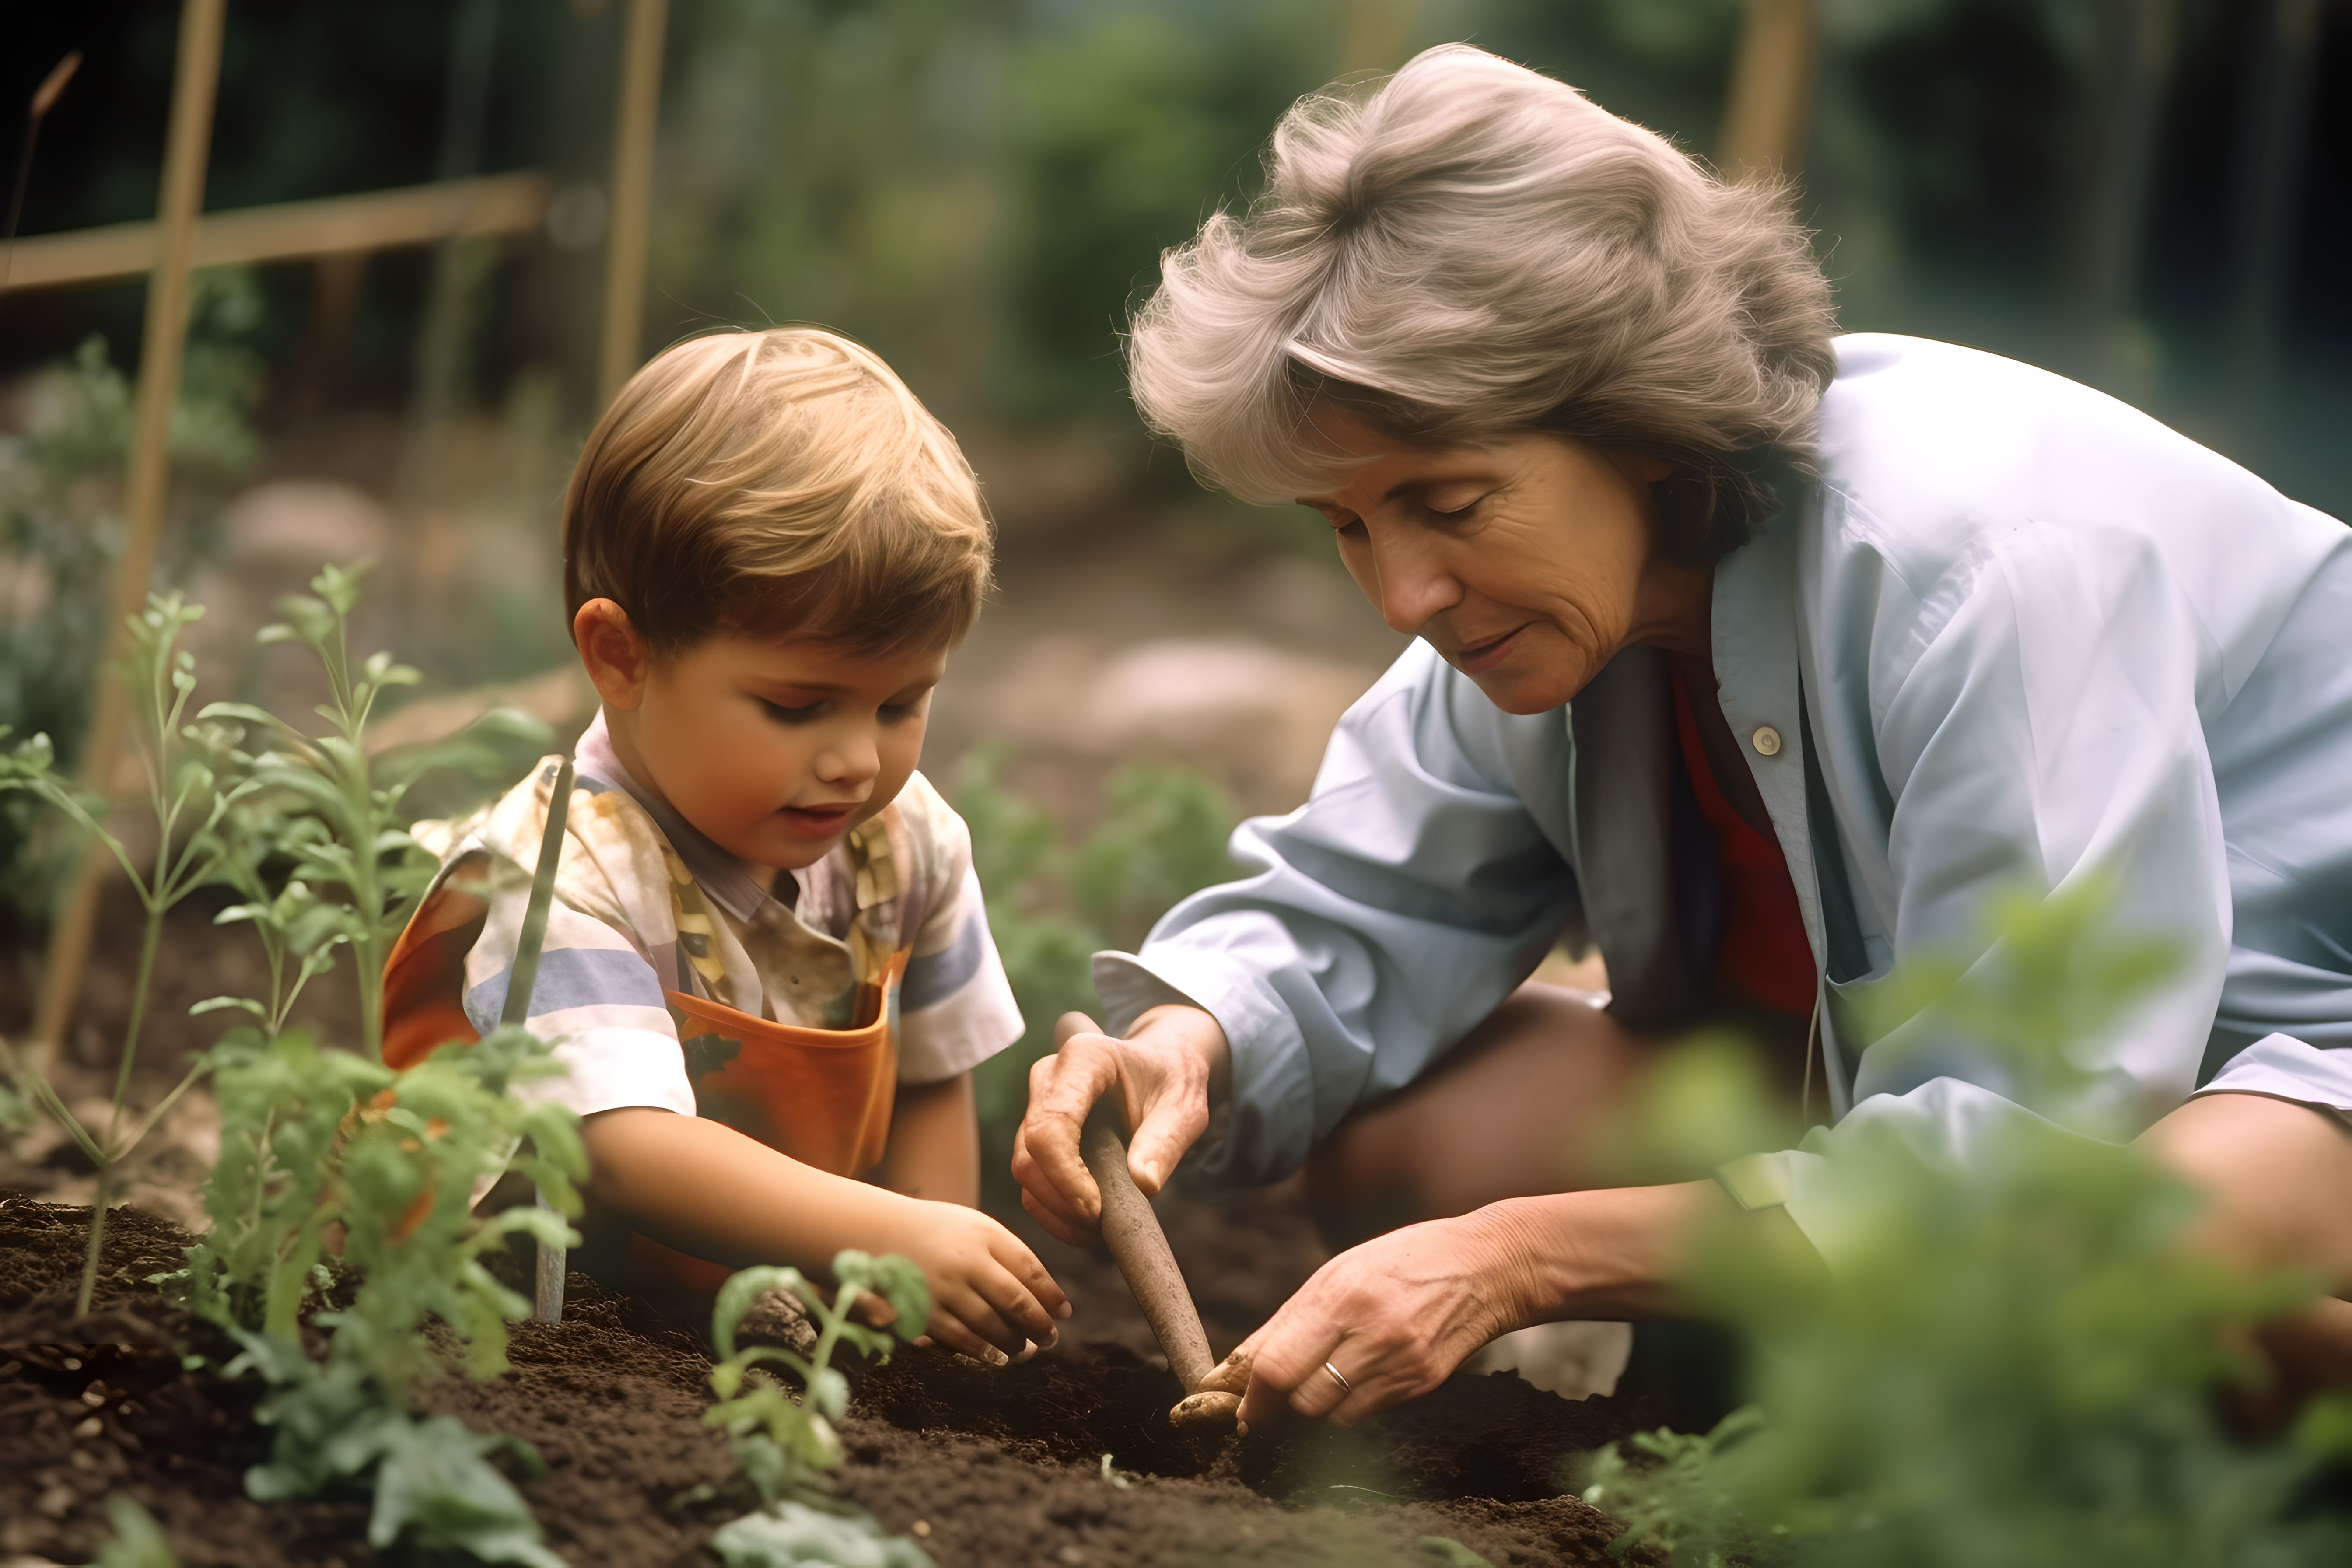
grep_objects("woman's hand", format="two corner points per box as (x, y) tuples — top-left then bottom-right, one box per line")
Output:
(1011, 1006), (1230, 1245)
(1218, 1207), (1543, 1428)
(1212, 1184), (1735, 1428)
(875, 1199), (1073, 1365)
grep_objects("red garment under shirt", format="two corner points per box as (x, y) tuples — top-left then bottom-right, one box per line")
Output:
(1669, 668), (1818, 1018)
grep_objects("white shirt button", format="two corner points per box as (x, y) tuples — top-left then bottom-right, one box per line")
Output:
(1751, 725), (1784, 757)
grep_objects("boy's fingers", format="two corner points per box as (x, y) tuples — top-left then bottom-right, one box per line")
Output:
(982, 1251), (1066, 1347)
(920, 1312), (998, 1365)
(992, 1233), (1074, 1323)
(936, 1284), (1022, 1360)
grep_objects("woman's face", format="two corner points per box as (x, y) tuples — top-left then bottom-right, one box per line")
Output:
(1297, 408), (1692, 714)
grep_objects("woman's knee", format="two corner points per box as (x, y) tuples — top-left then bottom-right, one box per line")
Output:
(1303, 984), (1654, 1248)
(2141, 1091), (2352, 1295)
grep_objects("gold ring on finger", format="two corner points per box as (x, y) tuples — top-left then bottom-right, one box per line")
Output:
(1323, 1361), (1351, 1394)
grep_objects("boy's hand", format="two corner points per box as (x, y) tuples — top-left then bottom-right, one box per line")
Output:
(879, 1201), (1071, 1364)
(1012, 1007), (1230, 1245)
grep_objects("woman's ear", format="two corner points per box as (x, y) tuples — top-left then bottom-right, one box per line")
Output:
(574, 598), (653, 710)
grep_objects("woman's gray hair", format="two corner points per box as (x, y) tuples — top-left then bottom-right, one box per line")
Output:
(1126, 44), (1837, 563)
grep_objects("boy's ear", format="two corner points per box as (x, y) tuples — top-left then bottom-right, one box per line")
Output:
(575, 598), (653, 710)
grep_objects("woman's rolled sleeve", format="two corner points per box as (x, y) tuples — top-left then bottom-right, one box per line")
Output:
(1110, 649), (1583, 1187)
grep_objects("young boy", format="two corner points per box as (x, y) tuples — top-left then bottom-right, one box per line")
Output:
(383, 327), (1068, 1362)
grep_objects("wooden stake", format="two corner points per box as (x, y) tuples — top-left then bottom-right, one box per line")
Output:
(1075, 1094), (1240, 1429)
(30, 0), (227, 1072)
(1718, 0), (1816, 178)
(597, 0), (667, 407)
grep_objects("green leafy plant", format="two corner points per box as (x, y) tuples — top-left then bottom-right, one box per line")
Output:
(198, 562), (546, 1064)
(1580, 882), (2352, 1566)
(0, 592), (249, 1315)
(141, 563), (582, 1566)
(177, 911), (587, 1565)
(699, 1252), (936, 1568)
(193, 1022), (584, 1568)
(956, 746), (1237, 1148)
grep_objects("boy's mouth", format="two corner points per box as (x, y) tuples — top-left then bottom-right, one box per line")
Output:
(775, 802), (861, 839)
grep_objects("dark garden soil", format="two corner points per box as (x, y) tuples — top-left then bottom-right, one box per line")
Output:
(2, 1194), (1662, 1568)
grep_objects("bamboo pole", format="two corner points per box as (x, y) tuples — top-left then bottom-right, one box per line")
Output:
(0, 172), (550, 294)
(1718, 0), (1817, 178)
(30, 0), (228, 1072)
(2070, 0), (2180, 380)
(2225, 0), (2321, 430)
(597, 0), (667, 407)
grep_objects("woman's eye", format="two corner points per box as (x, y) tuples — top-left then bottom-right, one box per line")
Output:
(1330, 516), (1367, 539)
(1427, 495), (1483, 520)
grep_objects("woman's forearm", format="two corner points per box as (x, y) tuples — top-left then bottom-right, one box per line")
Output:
(1470, 1180), (1759, 1323)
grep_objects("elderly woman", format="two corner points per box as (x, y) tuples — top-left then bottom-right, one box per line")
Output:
(1012, 45), (2352, 1427)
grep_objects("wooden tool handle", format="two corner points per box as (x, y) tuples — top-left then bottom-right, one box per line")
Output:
(1082, 1117), (1214, 1393)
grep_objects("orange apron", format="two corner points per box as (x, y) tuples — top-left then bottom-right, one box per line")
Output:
(382, 800), (912, 1319)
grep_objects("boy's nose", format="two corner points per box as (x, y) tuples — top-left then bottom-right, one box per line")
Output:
(815, 727), (880, 784)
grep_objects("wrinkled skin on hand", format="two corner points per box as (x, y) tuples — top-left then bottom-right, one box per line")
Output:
(1010, 1008), (1228, 1244)
(1218, 1210), (1540, 1430)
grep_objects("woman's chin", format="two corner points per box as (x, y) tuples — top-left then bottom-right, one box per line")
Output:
(1467, 664), (1584, 716)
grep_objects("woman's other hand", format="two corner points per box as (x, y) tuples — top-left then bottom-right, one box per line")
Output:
(1011, 1005), (1230, 1244)
(1218, 1184), (1737, 1427)
(1221, 1208), (1540, 1428)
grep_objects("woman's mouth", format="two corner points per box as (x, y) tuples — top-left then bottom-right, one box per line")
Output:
(1449, 624), (1527, 674)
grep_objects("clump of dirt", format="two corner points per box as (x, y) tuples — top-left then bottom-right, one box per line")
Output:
(3, 1196), (1655, 1567)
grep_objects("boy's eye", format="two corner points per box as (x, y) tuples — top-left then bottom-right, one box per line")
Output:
(760, 699), (822, 723)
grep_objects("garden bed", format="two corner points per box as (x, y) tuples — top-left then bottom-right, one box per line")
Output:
(2, 1195), (1658, 1568)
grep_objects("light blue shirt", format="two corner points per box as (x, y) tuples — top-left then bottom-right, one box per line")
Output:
(1095, 336), (2352, 1249)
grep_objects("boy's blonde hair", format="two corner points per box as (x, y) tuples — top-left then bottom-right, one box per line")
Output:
(564, 327), (993, 655)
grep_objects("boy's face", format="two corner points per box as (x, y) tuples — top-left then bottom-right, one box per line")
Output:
(588, 609), (947, 872)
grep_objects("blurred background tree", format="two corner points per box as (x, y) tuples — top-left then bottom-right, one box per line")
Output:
(5, 0), (2342, 485)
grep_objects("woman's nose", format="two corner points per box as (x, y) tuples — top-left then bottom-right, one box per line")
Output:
(1364, 525), (1462, 634)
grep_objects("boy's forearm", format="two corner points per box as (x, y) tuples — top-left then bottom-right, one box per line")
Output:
(581, 1106), (931, 1272)
(874, 1071), (980, 1207)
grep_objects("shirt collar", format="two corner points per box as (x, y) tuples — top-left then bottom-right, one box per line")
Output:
(572, 710), (793, 923)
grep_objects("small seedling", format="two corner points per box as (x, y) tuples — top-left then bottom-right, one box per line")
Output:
(0, 592), (251, 1316)
(89, 1493), (177, 1568)
(699, 1252), (938, 1568)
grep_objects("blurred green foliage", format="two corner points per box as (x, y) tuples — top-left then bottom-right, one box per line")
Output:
(644, 0), (2100, 433)
(0, 269), (266, 934)
(956, 745), (1238, 1155)
(1579, 882), (2352, 1566)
